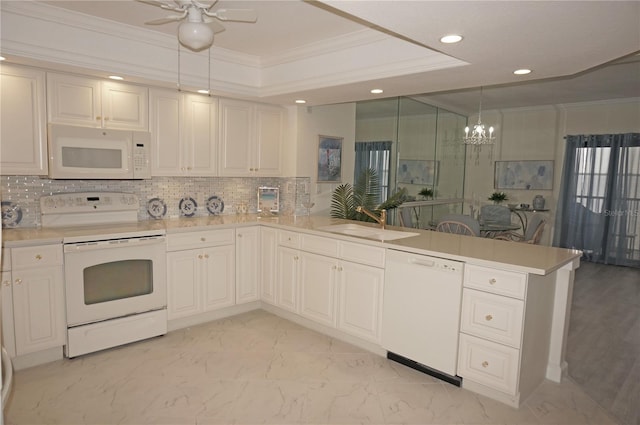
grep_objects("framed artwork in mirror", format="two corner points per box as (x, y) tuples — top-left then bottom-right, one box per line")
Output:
(495, 160), (554, 190)
(317, 135), (342, 183)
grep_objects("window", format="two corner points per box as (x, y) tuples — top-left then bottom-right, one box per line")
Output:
(354, 141), (392, 202)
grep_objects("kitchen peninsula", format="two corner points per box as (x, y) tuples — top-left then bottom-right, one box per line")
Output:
(2, 215), (581, 407)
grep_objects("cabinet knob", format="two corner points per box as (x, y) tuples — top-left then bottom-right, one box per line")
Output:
(294, 256), (299, 261)
(96, 116), (101, 120)
(198, 254), (203, 259)
(14, 278), (22, 285)
(485, 314), (493, 321)
(482, 361), (489, 368)
(201, 237), (206, 242)
(104, 117), (109, 121)
(489, 278), (497, 285)
(35, 254), (42, 260)
(204, 254), (209, 259)
(338, 266), (343, 272)
(2, 280), (10, 287)
(238, 234), (243, 238)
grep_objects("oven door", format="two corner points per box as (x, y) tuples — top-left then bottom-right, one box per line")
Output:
(64, 236), (166, 327)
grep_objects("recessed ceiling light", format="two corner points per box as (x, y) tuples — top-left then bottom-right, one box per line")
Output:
(295, 99), (306, 104)
(440, 34), (463, 44)
(108, 75), (124, 80)
(370, 89), (383, 94)
(197, 89), (210, 94)
(513, 69), (532, 75)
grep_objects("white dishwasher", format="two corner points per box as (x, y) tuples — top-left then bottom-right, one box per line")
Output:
(382, 249), (464, 385)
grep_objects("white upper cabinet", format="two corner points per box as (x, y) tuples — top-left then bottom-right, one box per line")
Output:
(149, 89), (218, 176)
(0, 64), (48, 175)
(47, 73), (148, 130)
(218, 98), (283, 177)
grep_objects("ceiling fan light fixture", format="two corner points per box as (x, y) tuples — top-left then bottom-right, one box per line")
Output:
(178, 21), (214, 51)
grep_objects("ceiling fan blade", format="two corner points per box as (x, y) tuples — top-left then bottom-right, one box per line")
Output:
(145, 13), (187, 25)
(202, 17), (226, 33)
(207, 8), (257, 22)
(136, 0), (182, 12)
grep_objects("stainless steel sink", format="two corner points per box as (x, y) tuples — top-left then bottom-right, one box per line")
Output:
(318, 223), (420, 241)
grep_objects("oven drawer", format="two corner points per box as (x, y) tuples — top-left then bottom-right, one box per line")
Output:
(167, 229), (235, 251)
(11, 244), (63, 269)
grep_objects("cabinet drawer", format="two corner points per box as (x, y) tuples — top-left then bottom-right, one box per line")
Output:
(460, 289), (524, 348)
(458, 333), (519, 396)
(278, 230), (300, 248)
(300, 234), (338, 257)
(339, 242), (385, 268)
(464, 264), (526, 299)
(167, 228), (234, 251)
(11, 244), (63, 269)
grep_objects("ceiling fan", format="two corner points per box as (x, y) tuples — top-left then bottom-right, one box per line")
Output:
(138, 0), (257, 51)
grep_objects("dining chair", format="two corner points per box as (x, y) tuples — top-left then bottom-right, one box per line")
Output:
(398, 207), (414, 228)
(435, 214), (480, 236)
(495, 214), (546, 244)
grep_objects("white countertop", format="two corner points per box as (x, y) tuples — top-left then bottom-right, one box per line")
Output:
(2, 214), (581, 275)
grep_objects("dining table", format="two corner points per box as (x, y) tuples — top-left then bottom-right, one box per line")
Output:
(479, 222), (522, 238)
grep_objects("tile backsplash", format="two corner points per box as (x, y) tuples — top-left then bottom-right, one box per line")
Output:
(1, 175), (311, 228)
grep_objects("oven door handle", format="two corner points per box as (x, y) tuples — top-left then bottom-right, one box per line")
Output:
(64, 236), (166, 253)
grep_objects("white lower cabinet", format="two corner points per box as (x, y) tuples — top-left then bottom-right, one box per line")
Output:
(458, 264), (556, 407)
(337, 261), (384, 343)
(167, 230), (235, 320)
(274, 230), (384, 344)
(2, 244), (65, 357)
(259, 227), (278, 304)
(299, 252), (337, 327)
(235, 226), (260, 304)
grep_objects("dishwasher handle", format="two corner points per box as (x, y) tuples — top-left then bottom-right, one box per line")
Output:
(409, 258), (436, 268)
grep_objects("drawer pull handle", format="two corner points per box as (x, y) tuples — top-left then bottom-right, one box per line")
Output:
(35, 254), (42, 260)
(482, 361), (489, 368)
(485, 314), (493, 321)
(489, 278), (497, 285)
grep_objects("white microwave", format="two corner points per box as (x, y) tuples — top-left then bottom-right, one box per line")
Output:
(48, 124), (151, 179)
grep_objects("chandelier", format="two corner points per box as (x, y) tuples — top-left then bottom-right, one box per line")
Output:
(463, 87), (495, 145)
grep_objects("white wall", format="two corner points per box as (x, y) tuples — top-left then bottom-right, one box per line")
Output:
(295, 104), (356, 214)
(464, 98), (640, 245)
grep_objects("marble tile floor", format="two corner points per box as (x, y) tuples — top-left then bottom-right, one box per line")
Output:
(5, 309), (617, 425)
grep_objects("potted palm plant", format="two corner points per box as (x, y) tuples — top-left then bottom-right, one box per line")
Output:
(488, 191), (508, 204)
(330, 168), (406, 221)
(418, 187), (434, 199)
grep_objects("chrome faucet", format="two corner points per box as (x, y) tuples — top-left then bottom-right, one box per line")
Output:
(355, 206), (387, 230)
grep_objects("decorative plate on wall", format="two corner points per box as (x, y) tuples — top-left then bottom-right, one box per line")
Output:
(147, 198), (167, 220)
(1, 201), (22, 228)
(206, 195), (224, 215)
(179, 197), (197, 217)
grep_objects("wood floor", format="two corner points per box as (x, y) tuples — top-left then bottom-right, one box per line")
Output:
(567, 261), (640, 425)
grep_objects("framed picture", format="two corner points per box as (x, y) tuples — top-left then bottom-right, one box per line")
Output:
(257, 186), (279, 213)
(398, 159), (438, 185)
(317, 135), (342, 183)
(494, 160), (554, 190)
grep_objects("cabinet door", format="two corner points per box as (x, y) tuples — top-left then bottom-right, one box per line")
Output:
(167, 250), (201, 319)
(260, 227), (278, 304)
(277, 247), (299, 313)
(149, 89), (184, 176)
(202, 245), (235, 311)
(218, 98), (253, 176)
(236, 227), (259, 304)
(47, 73), (102, 127)
(11, 266), (65, 355)
(1, 271), (16, 357)
(102, 81), (148, 130)
(0, 65), (48, 175)
(184, 94), (218, 176)
(338, 262), (384, 342)
(299, 252), (337, 327)
(254, 104), (283, 176)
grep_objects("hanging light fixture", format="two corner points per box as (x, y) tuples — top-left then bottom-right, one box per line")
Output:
(177, 7), (214, 52)
(463, 87), (495, 145)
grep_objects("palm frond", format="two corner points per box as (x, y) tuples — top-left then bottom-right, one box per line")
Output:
(330, 183), (355, 219)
